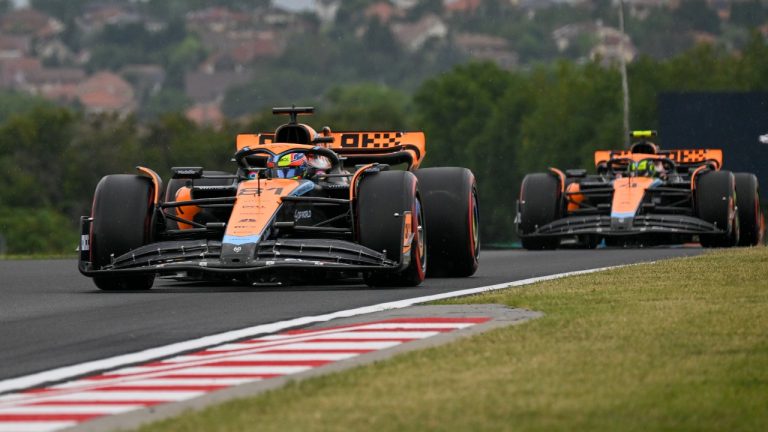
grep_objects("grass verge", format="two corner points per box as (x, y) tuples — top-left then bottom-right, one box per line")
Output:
(137, 248), (768, 432)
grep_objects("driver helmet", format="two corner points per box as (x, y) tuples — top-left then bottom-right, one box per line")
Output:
(629, 159), (660, 177)
(268, 153), (310, 179)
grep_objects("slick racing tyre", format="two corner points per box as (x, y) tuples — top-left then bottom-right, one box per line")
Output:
(518, 173), (562, 250)
(696, 170), (739, 248)
(90, 174), (155, 290)
(414, 167), (479, 277)
(357, 170), (426, 287)
(734, 173), (763, 246)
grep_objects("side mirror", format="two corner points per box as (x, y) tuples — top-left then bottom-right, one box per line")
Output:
(565, 169), (587, 178)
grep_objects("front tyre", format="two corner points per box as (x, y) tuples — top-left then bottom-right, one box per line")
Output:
(90, 175), (155, 290)
(414, 167), (479, 277)
(357, 171), (426, 287)
(518, 173), (562, 250)
(696, 170), (739, 248)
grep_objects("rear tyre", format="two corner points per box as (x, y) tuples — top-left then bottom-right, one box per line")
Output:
(90, 175), (155, 290)
(734, 173), (763, 246)
(696, 171), (739, 248)
(518, 173), (562, 250)
(357, 171), (426, 287)
(414, 167), (479, 277)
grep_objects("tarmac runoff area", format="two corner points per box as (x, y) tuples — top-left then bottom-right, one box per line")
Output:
(0, 305), (541, 432)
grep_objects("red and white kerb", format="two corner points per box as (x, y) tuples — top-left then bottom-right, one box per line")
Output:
(0, 317), (489, 432)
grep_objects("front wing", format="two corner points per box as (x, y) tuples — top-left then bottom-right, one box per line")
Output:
(79, 236), (400, 279)
(517, 213), (723, 238)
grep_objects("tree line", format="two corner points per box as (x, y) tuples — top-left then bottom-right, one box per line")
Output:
(1, 35), (767, 254)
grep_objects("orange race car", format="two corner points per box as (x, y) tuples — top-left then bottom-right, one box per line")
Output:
(516, 131), (764, 249)
(79, 107), (479, 290)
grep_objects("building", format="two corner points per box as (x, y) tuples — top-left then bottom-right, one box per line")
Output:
(77, 71), (136, 115)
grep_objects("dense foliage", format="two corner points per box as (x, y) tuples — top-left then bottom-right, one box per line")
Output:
(1, 37), (768, 253)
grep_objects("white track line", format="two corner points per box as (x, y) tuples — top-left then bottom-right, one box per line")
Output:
(162, 353), (357, 363)
(111, 366), (312, 377)
(0, 422), (77, 432)
(0, 265), (624, 394)
(296, 331), (441, 339)
(0, 406), (140, 415)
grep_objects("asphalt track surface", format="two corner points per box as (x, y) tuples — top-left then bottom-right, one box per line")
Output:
(0, 247), (702, 384)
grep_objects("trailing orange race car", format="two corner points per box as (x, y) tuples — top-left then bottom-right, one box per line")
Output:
(79, 107), (479, 290)
(516, 130), (764, 249)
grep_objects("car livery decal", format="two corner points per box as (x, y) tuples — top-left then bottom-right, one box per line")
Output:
(222, 179), (312, 246)
(610, 177), (655, 220)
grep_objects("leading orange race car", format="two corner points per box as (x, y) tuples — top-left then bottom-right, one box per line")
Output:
(79, 107), (479, 290)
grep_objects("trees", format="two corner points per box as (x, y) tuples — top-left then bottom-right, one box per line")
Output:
(415, 62), (527, 241)
(315, 83), (411, 131)
(414, 60), (626, 243)
(730, 1), (768, 28)
(3, 36), (768, 253)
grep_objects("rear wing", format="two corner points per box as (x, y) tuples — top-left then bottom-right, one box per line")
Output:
(594, 149), (723, 170)
(237, 131), (427, 169)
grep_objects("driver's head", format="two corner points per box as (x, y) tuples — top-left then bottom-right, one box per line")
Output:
(268, 153), (309, 179)
(629, 159), (659, 177)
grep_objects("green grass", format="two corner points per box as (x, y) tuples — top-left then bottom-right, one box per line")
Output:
(137, 248), (768, 432)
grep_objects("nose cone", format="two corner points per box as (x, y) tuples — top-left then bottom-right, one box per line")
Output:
(610, 177), (654, 224)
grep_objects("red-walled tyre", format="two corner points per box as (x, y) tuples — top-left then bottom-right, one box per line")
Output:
(357, 170), (426, 287)
(414, 167), (479, 277)
(734, 173), (763, 246)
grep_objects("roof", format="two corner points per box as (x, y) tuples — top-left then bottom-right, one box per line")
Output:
(444, 0), (481, 13)
(454, 33), (518, 69)
(77, 71), (136, 114)
(365, 2), (402, 23)
(0, 35), (30, 58)
(0, 57), (42, 87)
(185, 6), (252, 31)
(186, 101), (224, 127)
(391, 15), (448, 52)
(0, 8), (63, 38)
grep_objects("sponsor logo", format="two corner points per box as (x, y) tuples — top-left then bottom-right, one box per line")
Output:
(195, 185), (228, 190)
(239, 187), (261, 196)
(222, 234), (260, 245)
(294, 209), (312, 220)
(340, 132), (403, 149)
(239, 186), (287, 196)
